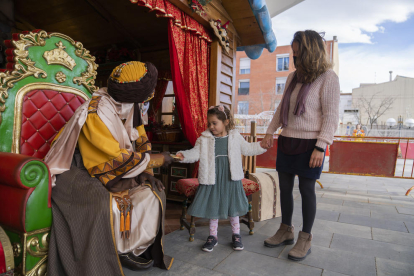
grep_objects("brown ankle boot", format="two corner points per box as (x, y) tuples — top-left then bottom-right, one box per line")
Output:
(264, 223), (295, 248)
(288, 231), (312, 261)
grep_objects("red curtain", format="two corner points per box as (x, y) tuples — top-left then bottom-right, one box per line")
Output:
(149, 71), (171, 123)
(132, 0), (212, 146)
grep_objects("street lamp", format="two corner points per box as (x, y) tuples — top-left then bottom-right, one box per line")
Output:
(405, 118), (414, 128)
(386, 118), (397, 127)
(387, 116), (413, 137)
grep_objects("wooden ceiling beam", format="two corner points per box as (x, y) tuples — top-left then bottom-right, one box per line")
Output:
(85, 0), (142, 48)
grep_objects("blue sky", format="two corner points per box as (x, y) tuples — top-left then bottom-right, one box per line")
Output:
(271, 0), (414, 92)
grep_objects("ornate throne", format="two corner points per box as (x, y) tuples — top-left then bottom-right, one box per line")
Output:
(0, 30), (98, 276)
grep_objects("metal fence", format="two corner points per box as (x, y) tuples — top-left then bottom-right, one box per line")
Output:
(243, 132), (414, 196)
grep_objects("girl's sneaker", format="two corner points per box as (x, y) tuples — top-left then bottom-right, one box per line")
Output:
(202, 236), (218, 252)
(232, 234), (244, 251)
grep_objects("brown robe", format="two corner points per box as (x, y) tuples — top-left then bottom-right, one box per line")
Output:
(47, 152), (173, 276)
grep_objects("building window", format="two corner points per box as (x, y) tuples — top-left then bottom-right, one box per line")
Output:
(276, 77), (287, 94)
(238, 80), (250, 95)
(161, 81), (175, 125)
(240, 58), (251, 74)
(277, 55), (289, 71)
(238, 101), (249, 114)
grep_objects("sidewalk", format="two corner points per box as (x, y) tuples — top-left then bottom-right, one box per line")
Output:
(125, 172), (414, 276)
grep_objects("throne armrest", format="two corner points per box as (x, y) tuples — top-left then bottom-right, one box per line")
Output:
(0, 152), (52, 233)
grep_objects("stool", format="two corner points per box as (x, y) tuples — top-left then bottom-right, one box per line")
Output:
(176, 178), (260, 241)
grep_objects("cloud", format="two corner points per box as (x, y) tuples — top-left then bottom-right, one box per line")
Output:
(270, 0), (414, 91)
(271, 0), (414, 45)
(339, 45), (414, 92)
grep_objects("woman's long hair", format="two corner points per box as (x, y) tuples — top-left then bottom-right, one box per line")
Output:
(291, 30), (332, 83)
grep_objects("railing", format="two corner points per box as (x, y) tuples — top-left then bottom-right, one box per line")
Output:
(242, 132), (414, 196)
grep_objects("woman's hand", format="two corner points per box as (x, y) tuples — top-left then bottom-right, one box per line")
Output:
(309, 149), (324, 168)
(176, 153), (184, 161)
(260, 134), (274, 149)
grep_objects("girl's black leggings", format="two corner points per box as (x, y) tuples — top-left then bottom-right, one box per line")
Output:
(278, 171), (316, 234)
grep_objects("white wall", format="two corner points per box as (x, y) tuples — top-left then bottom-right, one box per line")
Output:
(352, 76), (414, 126)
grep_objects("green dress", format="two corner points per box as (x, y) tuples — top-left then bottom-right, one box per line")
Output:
(187, 136), (248, 219)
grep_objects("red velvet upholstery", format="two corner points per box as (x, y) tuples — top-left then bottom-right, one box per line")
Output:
(176, 178), (260, 198)
(0, 153), (38, 232)
(20, 89), (86, 159)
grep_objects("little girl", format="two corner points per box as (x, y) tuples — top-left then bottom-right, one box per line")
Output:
(176, 105), (266, 252)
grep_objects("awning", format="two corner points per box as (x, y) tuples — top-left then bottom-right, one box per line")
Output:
(237, 0), (304, 59)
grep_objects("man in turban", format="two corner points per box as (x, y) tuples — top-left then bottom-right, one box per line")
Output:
(45, 61), (174, 275)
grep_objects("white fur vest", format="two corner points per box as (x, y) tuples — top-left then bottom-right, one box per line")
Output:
(177, 129), (266, 185)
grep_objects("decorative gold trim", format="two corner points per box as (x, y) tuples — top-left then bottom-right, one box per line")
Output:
(49, 32), (99, 94)
(26, 232), (49, 257)
(25, 255), (47, 276)
(43, 41), (76, 70)
(55, 71), (66, 83)
(0, 30), (99, 127)
(13, 242), (22, 257)
(21, 228), (50, 276)
(12, 83), (89, 154)
(0, 30), (48, 126)
(26, 227), (51, 237)
(0, 227), (14, 271)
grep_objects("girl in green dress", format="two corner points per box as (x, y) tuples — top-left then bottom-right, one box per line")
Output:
(177, 105), (266, 252)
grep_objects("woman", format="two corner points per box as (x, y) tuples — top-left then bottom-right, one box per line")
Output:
(261, 30), (340, 261)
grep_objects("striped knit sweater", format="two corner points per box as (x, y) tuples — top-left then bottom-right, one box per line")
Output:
(266, 69), (340, 149)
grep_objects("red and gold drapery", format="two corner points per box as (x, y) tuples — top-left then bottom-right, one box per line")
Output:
(130, 0), (212, 146)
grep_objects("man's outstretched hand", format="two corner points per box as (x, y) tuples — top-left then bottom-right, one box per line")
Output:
(137, 172), (165, 192)
(161, 152), (174, 168)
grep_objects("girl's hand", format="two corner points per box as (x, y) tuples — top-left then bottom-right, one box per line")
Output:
(176, 153), (184, 161)
(260, 134), (274, 149)
(309, 149), (324, 168)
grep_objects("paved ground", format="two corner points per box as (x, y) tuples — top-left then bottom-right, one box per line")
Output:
(124, 172), (414, 276)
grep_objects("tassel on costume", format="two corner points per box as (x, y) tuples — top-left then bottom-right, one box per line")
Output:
(123, 195), (133, 239)
(115, 197), (126, 239)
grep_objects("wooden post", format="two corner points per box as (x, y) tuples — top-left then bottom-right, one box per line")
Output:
(209, 40), (222, 107)
(251, 121), (257, 173)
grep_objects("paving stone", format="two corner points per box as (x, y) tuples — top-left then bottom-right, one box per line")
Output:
(315, 209), (340, 222)
(322, 193), (369, 203)
(163, 231), (233, 270)
(330, 233), (414, 264)
(311, 219), (372, 239)
(317, 197), (344, 206)
(214, 250), (322, 276)
(240, 231), (286, 258)
(342, 201), (398, 214)
(391, 195), (414, 203)
(326, 188), (348, 194)
(125, 259), (230, 276)
(404, 220), (414, 233)
(346, 190), (368, 196)
(397, 206), (414, 216)
(278, 244), (376, 276)
(370, 210), (414, 224)
(369, 197), (414, 207)
(317, 203), (371, 217)
(376, 258), (414, 276)
(372, 228), (414, 247)
(338, 213), (408, 232)
(322, 270), (350, 276)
